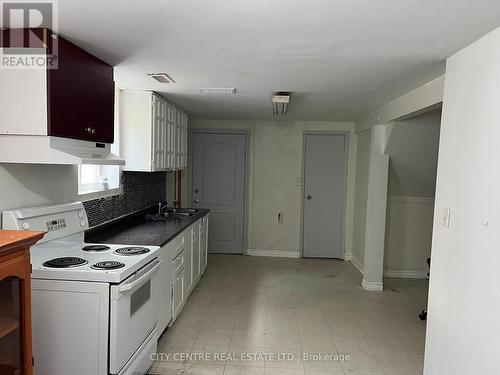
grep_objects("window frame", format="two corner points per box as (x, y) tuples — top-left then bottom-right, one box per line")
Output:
(77, 164), (122, 201)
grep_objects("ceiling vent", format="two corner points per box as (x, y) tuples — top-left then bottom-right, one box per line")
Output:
(198, 88), (237, 94)
(148, 73), (175, 83)
(272, 92), (291, 115)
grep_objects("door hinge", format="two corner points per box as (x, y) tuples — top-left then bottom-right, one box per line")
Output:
(30, 264), (32, 274)
(32, 356), (35, 366)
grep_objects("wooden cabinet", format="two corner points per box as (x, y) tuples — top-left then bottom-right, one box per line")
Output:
(121, 91), (188, 172)
(0, 28), (115, 143)
(0, 230), (44, 375)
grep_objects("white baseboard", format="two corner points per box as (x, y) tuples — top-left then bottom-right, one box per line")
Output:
(247, 249), (301, 258)
(362, 279), (384, 291)
(350, 255), (364, 276)
(389, 196), (435, 204)
(384, 270), (429, 279)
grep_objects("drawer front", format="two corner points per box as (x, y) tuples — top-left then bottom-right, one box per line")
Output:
(172, 233), (185, 252)
(172, 251), (184, 277)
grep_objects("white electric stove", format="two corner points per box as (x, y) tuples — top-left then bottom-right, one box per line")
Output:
(2, 202), (161, 375)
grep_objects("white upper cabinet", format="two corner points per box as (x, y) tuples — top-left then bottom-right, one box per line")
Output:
(121, 91), (188, 172)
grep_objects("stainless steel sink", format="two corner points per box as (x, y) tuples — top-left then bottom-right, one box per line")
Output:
(159, 208), (199, 217)
(165, 208), (199, 215)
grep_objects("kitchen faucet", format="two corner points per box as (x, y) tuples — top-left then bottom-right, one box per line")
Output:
(158, 202), (169, 215)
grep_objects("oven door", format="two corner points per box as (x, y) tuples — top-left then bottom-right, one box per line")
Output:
(109, 259), (160, 375)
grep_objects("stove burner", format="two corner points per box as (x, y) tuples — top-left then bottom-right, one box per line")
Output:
(43, 257), (88, 268)
(114, 247), (150, 256)
(82, 245), (110, 252)
(91, 261), (125, 270)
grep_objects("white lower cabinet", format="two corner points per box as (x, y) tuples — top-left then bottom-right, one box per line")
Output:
(183, 227), (193, 296)
(158, 245), (172, 335)
(158, 215), (209, 334)
(171, 255), (185, 324)
(191, 222), (201, 285)
(200, 216), (209, 274)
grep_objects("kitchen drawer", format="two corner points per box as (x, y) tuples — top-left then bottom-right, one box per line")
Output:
(171, 233), (185, 259)
(172, 250), (184, 277)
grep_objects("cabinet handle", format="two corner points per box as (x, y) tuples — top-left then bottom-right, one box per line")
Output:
(85, 127), (96, 134)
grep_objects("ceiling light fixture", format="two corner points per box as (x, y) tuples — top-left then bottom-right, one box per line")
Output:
(272, 92), (291, 115)
(148, 73), (175, 83)
(198, 88), (237, 94)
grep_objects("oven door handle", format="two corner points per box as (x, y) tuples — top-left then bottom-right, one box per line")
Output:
(118, 259), (161, 294)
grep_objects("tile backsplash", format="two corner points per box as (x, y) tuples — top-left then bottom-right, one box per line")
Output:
(83, 171), (167, 227)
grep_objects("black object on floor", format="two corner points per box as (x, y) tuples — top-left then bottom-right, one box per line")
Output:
(419, 257), (431, 321)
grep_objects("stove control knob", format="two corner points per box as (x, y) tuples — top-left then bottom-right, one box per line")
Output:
(22, 222), (30, 230)
(80, 220), (86, 227)
(78, 210), (84, 218)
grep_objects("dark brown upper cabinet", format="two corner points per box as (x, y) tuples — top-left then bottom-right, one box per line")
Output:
(47, 33), (114, 143)
(1, 28), (115, 144)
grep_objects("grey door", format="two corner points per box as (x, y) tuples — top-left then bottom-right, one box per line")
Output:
(302, 133), (347, 258)
(191, 132), (246, 254)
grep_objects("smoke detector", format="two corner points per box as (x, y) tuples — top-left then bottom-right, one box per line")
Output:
(272, 92), (291, 115)
(147, 73), (175, 83)
(198, 88), (237, 94)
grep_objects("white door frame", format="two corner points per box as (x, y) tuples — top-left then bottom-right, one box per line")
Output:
(300, 131), (349, 259)
(187, 128), (251, 253)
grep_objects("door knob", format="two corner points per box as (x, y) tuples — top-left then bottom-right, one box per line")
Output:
(306, 194), (312, 200)
(193, 199), (199, 204)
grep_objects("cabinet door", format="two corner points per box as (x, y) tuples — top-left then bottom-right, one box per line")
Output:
(0, 253), (32, 375)
(47, 34), (114, 143)
(152, 95), (167, 171)
(201, 216), (209, 273)
(179, 112), (188, 169)
(191, 225), (200, 284)
(166, 104), (176, 170)
(183, 229), (193, 296)
(175, 109), (182, 170)
(157, 245), (172, 335)
(171, 270), (184, 323)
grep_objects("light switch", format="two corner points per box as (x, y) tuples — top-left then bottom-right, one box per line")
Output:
(296, 177), (302, 187)
(277, 212), (283, 224)
(442, 207), (451, 228)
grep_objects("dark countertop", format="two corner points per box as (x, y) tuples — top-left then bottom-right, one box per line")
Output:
(85, 206), (209, 248)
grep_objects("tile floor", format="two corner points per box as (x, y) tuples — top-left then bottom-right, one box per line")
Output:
(150, 255), (428, 375)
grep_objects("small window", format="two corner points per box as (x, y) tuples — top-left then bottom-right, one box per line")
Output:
(78, 164), (121, 200)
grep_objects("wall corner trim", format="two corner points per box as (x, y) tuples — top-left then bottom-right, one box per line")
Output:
(362, 279), (384, 291)
(350, 255), (364, 276)
(247, 249), (301, 258)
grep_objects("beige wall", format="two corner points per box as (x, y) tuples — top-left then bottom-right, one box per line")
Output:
(384, 196), (434, 277)
(188, 119), (356, 257)
(384, 110), (440, 277)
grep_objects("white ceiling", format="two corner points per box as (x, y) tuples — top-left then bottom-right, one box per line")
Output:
(55, 0), (500, 120)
